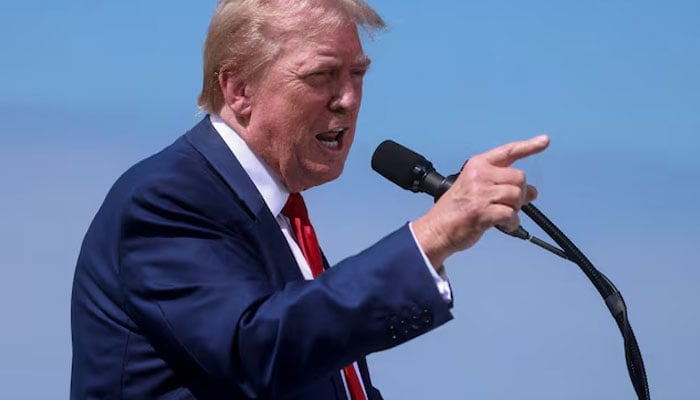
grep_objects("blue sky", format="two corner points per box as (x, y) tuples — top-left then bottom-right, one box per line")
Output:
(1, 1), (698, 398)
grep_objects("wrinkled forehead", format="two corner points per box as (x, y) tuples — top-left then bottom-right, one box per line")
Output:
(281, 25), (368, 72)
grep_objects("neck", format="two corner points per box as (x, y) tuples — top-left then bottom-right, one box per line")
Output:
(215, 107), (299, 192)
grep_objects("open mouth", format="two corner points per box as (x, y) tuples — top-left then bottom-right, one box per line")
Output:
(315, 127), (346, 149)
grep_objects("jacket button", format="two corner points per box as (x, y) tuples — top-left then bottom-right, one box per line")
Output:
(422, 309), (433, 325)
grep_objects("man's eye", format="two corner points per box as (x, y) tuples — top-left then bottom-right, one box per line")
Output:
(304, 71), (332, 85)
(308, 70), (331, 78)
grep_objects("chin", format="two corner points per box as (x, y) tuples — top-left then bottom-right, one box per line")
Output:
(297, 164), (345, 191)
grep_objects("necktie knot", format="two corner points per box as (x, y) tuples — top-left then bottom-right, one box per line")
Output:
(282, 192), (309, 222)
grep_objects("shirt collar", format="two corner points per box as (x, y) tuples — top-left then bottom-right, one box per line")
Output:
(209, 114), (289, 217)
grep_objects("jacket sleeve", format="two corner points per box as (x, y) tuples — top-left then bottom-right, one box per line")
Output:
(118, 174), (453, 398)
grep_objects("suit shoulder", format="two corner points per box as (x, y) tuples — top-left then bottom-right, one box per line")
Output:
(101, 134), (251, 231)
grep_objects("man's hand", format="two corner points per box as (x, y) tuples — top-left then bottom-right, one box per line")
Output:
(412, 135), (550, 269)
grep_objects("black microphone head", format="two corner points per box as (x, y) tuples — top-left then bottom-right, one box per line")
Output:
(371, 140), (434, 192)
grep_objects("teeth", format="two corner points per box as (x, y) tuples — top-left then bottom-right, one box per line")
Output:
(317, 128), (344, 149)
(320, 139), (339, 149)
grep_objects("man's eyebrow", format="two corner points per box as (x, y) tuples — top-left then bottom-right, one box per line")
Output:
(354, 54), (372, 68)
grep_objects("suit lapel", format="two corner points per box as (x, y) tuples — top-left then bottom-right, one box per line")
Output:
(331, 371), (349, 400)
(184, 117), (264, 219)
(183, 116), (304, 284)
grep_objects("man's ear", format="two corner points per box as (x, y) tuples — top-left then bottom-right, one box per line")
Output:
(219, 69), (253, 119)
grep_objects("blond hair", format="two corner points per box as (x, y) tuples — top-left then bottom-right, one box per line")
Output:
(197, 0), (386, 114)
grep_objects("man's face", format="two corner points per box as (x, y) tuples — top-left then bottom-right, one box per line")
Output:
(242, 21), (369, 192)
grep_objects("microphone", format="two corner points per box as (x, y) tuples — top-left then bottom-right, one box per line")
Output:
(370, 139), (454, 198)
(371, 139), (531, 240)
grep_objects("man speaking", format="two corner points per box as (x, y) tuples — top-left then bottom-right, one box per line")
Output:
(70, 0), (550, 399)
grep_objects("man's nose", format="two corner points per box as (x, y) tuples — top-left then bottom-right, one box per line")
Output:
(329, 76), (362, 113)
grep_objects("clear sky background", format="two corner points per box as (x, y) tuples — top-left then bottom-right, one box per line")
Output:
(1, 0), (698, 399)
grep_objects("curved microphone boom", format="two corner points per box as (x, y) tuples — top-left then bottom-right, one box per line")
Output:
(371, 139), (650, 400)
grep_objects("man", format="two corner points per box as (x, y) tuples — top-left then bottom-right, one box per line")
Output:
(71, 0), (549, 399)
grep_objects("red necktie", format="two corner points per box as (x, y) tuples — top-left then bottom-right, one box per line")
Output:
(282, 193), (368, 400)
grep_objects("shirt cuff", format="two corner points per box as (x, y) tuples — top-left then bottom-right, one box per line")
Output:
(408, 222), (453, 303)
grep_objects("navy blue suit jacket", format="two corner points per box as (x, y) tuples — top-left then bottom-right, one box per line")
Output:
(71, 117), (453, 399)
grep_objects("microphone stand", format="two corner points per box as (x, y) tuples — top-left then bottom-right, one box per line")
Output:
(519, 203), (650, 400)
(438, 174), (650, 399)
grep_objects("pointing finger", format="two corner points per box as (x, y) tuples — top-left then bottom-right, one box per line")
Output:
(483, 135), (550, 167)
